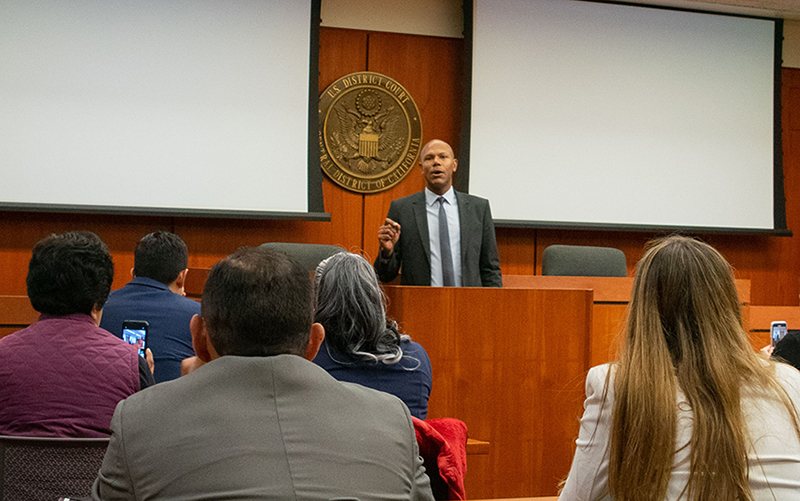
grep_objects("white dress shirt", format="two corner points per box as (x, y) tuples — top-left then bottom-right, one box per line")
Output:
(425, 187), (461, 287)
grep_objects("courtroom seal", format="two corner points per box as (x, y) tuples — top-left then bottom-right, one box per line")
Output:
(319, 72), (422, 194)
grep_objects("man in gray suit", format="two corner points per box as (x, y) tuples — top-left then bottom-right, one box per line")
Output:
(92, 247), (434, 501)
(375, 139), (502, 287)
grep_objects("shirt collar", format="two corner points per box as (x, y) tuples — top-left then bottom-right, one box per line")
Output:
(129, 276), (171, 291)
(38, 312), (96, 324)
(425, 186), (456, 207)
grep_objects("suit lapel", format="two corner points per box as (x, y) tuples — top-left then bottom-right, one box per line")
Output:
(455, 191), (470, 264)
(411, 192), (431, 264)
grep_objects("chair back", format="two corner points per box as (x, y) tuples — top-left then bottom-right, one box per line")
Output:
(541, 244), (627, 277)
(259, 242), (346, 273)
(0, 435), (109, 501)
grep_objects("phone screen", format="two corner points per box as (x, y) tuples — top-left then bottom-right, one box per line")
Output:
(771, 321), (787, 347)
(122, 322), (147, 358)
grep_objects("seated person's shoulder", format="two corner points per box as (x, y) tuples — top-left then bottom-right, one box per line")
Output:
(172, 293), (201, 310)
(773, 359), (800, 390)
(336, 376), (412, 414)
(401, 339), (431, 365)
(587, 363), (613, 389)
(402, 338), (427, 354)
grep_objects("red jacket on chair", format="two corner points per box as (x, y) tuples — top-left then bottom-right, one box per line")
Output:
(412, 417), (468, 500)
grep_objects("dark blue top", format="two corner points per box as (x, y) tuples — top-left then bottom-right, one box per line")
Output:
(313, 338), (432, 419)
(100, 277), (200, 383)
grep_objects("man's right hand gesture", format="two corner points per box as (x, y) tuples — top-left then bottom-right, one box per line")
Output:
(378, 218), (401, 257)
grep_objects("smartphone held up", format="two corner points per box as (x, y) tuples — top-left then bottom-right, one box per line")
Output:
(771, 320), (788, 348)
(122, 320), (148, 358)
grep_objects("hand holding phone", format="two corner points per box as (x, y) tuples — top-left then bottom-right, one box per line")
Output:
(771, 320), (787, 347)
(122, 320), (149, 358)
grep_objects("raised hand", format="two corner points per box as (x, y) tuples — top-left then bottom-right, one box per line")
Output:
(378, 217), (401, 257)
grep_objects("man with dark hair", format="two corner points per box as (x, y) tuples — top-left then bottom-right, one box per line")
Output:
(100, 231), (200, 382)
(92, 247), (434, 501)
(0, 231), (153, 438)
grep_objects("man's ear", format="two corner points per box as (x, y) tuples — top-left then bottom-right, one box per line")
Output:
(452, 158), (458, 173)
(175, 268), (188, 288)
(91, 304), (103, 326)
(130, 267), (135, 278)
(170, 268), (189, 296)
(190, 314), (218, 363)
(303, 323), (325, 361)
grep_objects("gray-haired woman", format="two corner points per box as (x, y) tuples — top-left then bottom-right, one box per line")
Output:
(312, 252), (432, 419)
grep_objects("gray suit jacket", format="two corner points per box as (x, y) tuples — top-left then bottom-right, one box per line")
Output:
(92, 355), (434, 501)
(374, 190), (502, 287)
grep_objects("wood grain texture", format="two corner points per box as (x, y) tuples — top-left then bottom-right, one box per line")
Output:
(465, 438), (490, 455)
(747, 305), (800, 331)
(591, 304), (627, 366)
(384, 286), (592, 498)
(318, 28), (368, 91)
(502, 276), (750, 367)
(745, 304), (800, 353)
(0, 295), (37, 324)
(496, 228), (537, 276)
(0, 295), (38, 340)
(503, 276), (634, 302)
(317, 28), (371, 251)
(0, 212), (173, 294)
(503, 276), (750, 305)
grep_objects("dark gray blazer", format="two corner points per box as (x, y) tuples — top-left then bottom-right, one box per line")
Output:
(374, 190), (502, 287)
(92, 355), (434, 501)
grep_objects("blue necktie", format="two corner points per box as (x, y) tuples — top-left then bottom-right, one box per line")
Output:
(438, 196), (455, 287)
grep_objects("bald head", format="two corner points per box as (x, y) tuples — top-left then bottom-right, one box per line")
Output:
(420, 139), (454, 159)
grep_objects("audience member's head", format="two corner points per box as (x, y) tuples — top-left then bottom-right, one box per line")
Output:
(773, 331), (800, 371)
(314, 252), (404, 364)
(133, 231), (188, 286)
(627, 235), (746, 366)
(609, 235), (794, 500)
(196, 247), (318, 359)
(27, 231), (114, 316)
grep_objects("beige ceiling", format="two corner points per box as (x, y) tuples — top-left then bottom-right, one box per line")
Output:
(628, 0), (800, 20)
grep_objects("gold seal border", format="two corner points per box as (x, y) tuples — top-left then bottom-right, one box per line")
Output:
(319, 71), (422, 194)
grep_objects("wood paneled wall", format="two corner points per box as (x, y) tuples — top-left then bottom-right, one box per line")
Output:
(1, 29), (800, 304)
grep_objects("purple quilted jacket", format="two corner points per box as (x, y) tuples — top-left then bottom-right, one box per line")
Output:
(0, 313), (140, 437)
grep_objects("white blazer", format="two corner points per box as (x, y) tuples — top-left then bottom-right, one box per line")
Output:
(559, 362), (800, 501)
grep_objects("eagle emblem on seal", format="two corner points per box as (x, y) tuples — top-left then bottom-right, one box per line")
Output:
(329, 89), (405, 175)
(319, 72), (422, 194)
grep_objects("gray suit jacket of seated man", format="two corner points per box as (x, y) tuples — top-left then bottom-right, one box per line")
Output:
(91, 354), (434, 501)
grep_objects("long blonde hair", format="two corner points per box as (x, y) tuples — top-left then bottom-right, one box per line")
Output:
(608, 236), (800, 501)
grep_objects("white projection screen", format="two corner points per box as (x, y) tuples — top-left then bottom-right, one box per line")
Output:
(468, 0), (783, 232)
(0, 0), (322, 218)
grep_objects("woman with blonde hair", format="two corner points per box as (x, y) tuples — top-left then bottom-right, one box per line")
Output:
(559, 236), (800, 501)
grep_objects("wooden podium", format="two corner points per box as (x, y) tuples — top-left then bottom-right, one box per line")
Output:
(383, 286), (592, 499)
(503, 275), (751, 366)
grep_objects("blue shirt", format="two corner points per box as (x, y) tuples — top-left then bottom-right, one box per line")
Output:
(313, 338), (433, 419)
(425, 187), (461, 287)
(100, 277), (200, 383)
